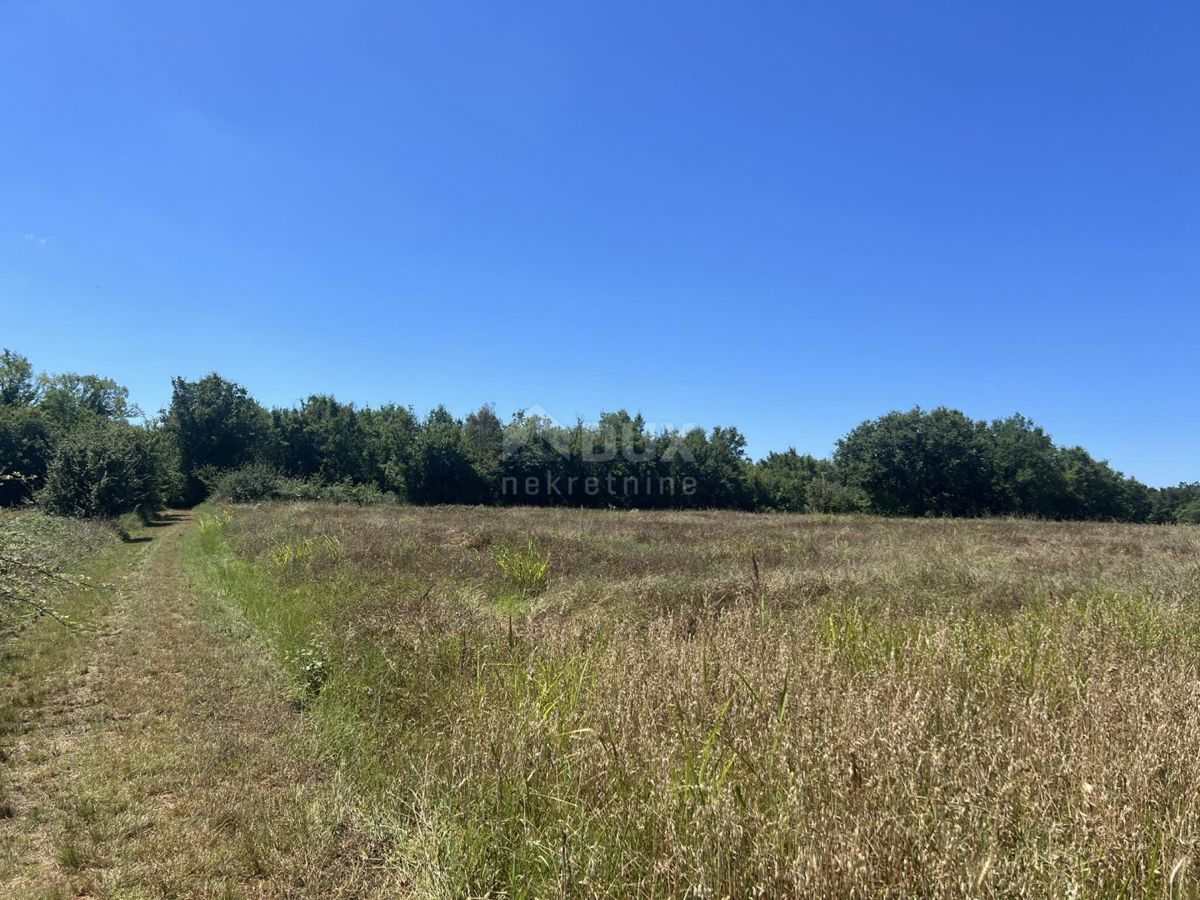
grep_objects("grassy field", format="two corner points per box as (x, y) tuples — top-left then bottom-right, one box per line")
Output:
(181, 503), (1200, 897)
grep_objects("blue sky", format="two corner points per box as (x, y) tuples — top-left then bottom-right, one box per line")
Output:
(2, 1), (1196, 485)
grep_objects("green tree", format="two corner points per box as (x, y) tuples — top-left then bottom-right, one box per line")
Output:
(835, 407), (991, 517)
(500, 411), (573, 506)
(675, 426), (752, 509)
(361, 404), (420, 498)
(275, 395), (368, 484)
(464, 404), (505, 501)
(167, 374), (271, 503)
(1149, 482), (1200, 523)
(38, 373), (139, 432)
(1176, 498), (1200, 524)
(1059, 447), (1143, 521)
(409, 407), (484, 504)
(0, 349), (39, 406)
(753, 449), (827, 511)
(804, 474), (865, 514)
(0, 405), (54, 505)
(983, 414), (1068, 517)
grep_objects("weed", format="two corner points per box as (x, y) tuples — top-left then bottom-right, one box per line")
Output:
(283, 640), (329, 701)
(196, 507), (233, 536)
(55, 837), (87, 872)
(270, 534), (341, 571)
(492, 537), (551, 600)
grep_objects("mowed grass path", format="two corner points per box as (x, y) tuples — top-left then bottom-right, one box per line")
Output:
(0, 513), (380, 898)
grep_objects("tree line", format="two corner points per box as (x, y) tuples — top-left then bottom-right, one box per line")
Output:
(1, 349), (1197, 523)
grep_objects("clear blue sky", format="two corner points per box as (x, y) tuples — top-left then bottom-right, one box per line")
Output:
(2, 1), (1196, 486)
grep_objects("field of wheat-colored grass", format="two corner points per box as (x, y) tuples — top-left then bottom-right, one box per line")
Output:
(198, 503), (1200, 898)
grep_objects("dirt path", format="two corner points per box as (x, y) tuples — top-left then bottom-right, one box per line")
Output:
(0, 513), (380, 898)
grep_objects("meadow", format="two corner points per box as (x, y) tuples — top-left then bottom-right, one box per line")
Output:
(188, 503), (1200, 897)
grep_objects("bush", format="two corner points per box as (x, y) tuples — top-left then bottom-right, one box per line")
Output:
(1176, 499), (1200, 525)
(210, 463), (282, 503)
(320, 480), (393, 506)
(805, 477), (866, 514)
(273, 476), (325, 502)
(39, 424), (159, 518)
(0, 405), (54, 506)
(207, 467), (399, 506)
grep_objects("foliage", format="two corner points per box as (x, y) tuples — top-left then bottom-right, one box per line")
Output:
(359, 403), (420, 498)
(0, 352), (167, 517)
(210, 463), (400, 507)
(804, 474), (865, 513)
(272, 476), (327, 502)
(463, 404), (504, 501)
(836, 407), (992, 517)
(0, 348), (1188, 522)
(273, 395), (368, 484)
(319, 480), (393, 505)
(210, 462), (283, 503)
(38, 372), (139, 432)
(167, 374), (272, 504)
(1059, 446), (1141, 521)
(39, 423), (159, 518)
(983, 414), (1068, 515)
(492, 537), (551, 599)
(0, 405), (53, 505)
(1175, 498), (1200, 525)
(0, 543), (86, 628)
(753, 450), (829, 511)
(833, 407), (1154, 521)
(1148, 482), (1200, 524)
(408, 406), (487, 505)
(0, 349), (40, 407)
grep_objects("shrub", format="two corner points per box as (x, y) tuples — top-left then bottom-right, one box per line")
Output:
(0, 405), (54, 506)
(805, 476), (866, 514)
(1176, 499), (1200, 525)
(320, 480), (393, 506)
(273, 476), (325, 502)
(39, 424), (159, 518)
(208, 468), (397, 506)
(210, 463), (282, 503)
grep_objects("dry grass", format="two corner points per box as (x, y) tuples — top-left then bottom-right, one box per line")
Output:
(197, 503), (1200, 897)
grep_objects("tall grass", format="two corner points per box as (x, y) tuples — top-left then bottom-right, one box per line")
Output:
(192, 503), (1200, 897)
(0, 510), (117, 634)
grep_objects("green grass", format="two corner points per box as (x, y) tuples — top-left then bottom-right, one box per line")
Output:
(1, 511), (385, 897)
(188, 502), (1200, 898)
